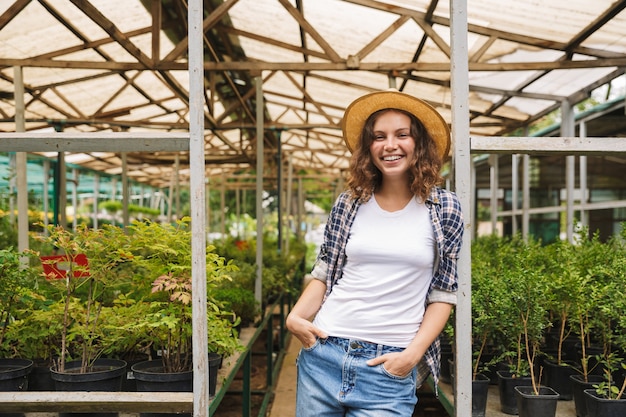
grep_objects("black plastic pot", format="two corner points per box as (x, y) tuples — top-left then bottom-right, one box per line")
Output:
(132, 359), (193, 417)
(497, 370), (533, 415)
(584, 388), (626, 417)
(131, 354), (222, 417)
(515, 386), (560, 417)
(472, 373), (490, 417)
(0, 358), (33, 391)
(570, 374), (604, 417)
(50, 358), (127, 417)
(543, 359), (578, 400)
(207, 352), (221, 395)
(0, 358), (33, 417)
(27, 360), (55, 391)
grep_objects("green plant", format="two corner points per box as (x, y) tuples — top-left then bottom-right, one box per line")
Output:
(98, 200), (122, 214)
(583, 231), (626, 381)
(34, 223), (133, 373)
(0, 213), (17, 250)
(593, 353), (626, 399)
(486, 235), (551, 394)
(543, 239), (583, 365)
(0, 248), (38, 355)
(588, 229), (626, 399)
(212, 235), (307, 306)
(471, 235), (511, 379)
(568, 230), (611, 381)
(511, 238), (552, 394)
(214, 286), (259, 327)
(122, 217), (242, 372)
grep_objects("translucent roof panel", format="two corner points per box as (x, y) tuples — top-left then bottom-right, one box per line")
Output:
(0, 0), (624, 186)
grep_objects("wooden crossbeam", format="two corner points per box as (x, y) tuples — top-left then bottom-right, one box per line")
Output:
(471, 136), (626, 155)
(0, 391), (193, 413)
(0, 132), (189, 153)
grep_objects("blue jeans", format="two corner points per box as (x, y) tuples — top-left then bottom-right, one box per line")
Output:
(295, 336), (418, 417)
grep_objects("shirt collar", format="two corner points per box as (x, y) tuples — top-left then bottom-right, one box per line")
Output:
(426, 187), (441, 206)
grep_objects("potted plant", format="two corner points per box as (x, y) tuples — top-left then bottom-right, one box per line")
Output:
(568, 231), (611, 417)
(34, 223), (133, 398)
(119, 218), (241, 411)
(471, 235), (513, 416)
(583, 232), (626, 417)
(0, 248), (37, 396)
(584, 353), (626, 417)
(541, 239), (585, 400)
(514, 247), (559, 417)
(490, 235), (553, 415)
(511, 242), (559, 417)
(2, 299), (66, 391)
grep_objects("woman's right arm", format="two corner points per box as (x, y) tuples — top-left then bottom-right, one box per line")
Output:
(286, 279), (328, 348)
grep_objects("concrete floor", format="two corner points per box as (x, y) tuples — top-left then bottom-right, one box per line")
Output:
(268, 336), (300, 417)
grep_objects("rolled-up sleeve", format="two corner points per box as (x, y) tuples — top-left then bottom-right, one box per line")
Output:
(428, 190), (464, 304)
(310, 258), (328, 282)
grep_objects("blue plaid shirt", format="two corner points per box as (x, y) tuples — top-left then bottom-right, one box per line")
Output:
(310, 186), (464, 392)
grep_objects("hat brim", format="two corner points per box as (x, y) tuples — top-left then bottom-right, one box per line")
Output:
(341, 90), (451, 160)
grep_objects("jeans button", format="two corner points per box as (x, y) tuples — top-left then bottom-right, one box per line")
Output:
(350, 341), (358, 349)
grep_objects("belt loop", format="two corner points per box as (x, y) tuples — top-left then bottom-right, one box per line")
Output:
(377, 344), (383, 357)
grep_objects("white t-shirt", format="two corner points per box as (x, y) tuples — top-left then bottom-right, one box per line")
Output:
(313, 195), (435, 347)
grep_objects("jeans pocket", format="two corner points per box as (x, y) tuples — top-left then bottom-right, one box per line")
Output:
(302, 337), (322, 352)
(380, 363), (414, 380)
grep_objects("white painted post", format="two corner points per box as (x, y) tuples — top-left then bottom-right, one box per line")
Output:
(450, 0), (472, 415)
(188, 0), (208, 415)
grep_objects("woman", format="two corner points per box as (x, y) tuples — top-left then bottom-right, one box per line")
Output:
(286, 89), (464, 416)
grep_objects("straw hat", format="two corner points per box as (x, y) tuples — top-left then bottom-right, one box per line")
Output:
(341, 90), (450, 160)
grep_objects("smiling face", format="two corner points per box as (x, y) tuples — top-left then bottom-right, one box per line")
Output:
(369, 110), (416, 182)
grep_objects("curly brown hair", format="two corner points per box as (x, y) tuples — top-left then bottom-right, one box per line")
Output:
(346, 108), (444, 202)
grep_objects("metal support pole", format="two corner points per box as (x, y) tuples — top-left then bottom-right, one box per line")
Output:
(242, 352), (252, 417)
(93, 174), (99, 229)
(57, 149), (67, 228)
(14, 66), (28, 253)
(470, 162), (476, 240)
(175, 153), (181, 219)
(296, 177), (303, 241)
(255, 76), (264, 306)
(44, 160), (50, 233)
(566, 155), (576, 242)
(579, 122), (588, 228)
(561, 100), (576, 243)
(286, 152), (293, 254)
(522, 155), (530, 239)
(489, 154), (499, 235)
(72, 169), (78, 230)
(511, 155), (519, 234)
(236, 187), (241, 238)
(188, 0), (208, 415)
(450, 0), (472, 415)
(276, 130), (283, 253)
(121, 152), (129, 227)
(221, 170), (226, 238)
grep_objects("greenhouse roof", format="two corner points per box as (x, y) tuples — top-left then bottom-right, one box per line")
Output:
(1, 0), (625, 188)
